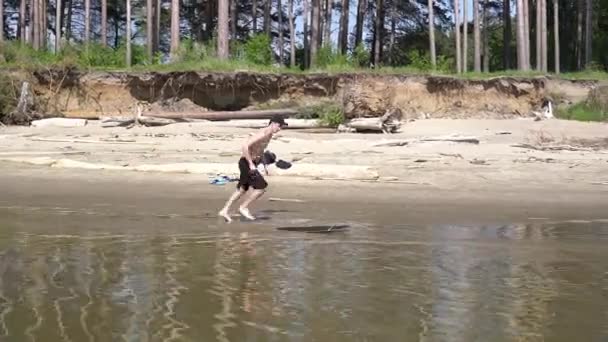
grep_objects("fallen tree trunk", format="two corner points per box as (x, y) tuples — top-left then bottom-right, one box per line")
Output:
(147, 109), (299, 120)
(340, 108), (402, 133)
(100, 115), (178, 128)
(31, 118), (88, 128)
(189, 119), (323, 129)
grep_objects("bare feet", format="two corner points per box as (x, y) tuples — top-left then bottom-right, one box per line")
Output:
(239, 207), (256, 220)
(218, 209), (232, 223)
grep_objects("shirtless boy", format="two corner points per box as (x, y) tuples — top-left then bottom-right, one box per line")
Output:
(218, 115), (287, 222)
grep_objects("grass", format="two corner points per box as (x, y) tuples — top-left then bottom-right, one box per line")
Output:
(2, 41), (608, 82)
(556, 102), (607, 122)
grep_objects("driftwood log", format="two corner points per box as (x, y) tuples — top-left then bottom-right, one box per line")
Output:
(100, 115), (178, 128)
(340, 108), (402, 133)
(147, 109), (299, 120)
(31, 118), (88, 128)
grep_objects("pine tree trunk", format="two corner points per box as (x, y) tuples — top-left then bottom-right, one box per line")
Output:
(0, 0), (4, 45)
(288, 0), (296, 67)
(388, 0), (396, 65)
(170, 0), (180, 60)
(101, 0), (107, 45)
(473, 0), (481, 71)
(65, 0), (72, 41)
(338, 0), (349, 54)
(126, 0), (132, 66)
(553, 0), (559, 73)
(42, 0), (47, 49)
(483, 0), (489, 71)
(373, 0), (383, 66)
(503, 0), (511, 69)
(278, 0), (284, 62)
(303, 0), (309, 67)
(231, 0), (237, 39)
(147, 0), (154, 61)
(429, 0), (436, 68)
(323, 0), (332, 46)
(523, 0), (530, 69)
(55, 0), (61, 52)
(536, 0), (541, 70)
(463, 0), (468, 72)
(30, 0), (36, 47)
(264, 0), (271, 35)
(19, 0), (27, 42)
(84, 0), (90, 43)
(218, 0), (229, 59)
(252, 0), (257, 32)
(155, 0), (161, 51)
(355, 0), (365, 47)
(516, 0), (525, 70)
(455, 0), (461, 73)
(576, 0), (582, 69)
(541, 0), (547, 71)
(310, 0), (320, 67)
(584, 0), (591, 66)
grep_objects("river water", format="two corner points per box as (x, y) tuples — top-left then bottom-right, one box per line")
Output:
(0, 200), (606, 342)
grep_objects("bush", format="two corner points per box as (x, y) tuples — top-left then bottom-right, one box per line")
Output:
(298, 101), (345, 127)
(406, 50), (453, 73)
(0, 73), (18, 121)
(244, 34), (273, 66)
(352, 44), (370, 67)
(556, 102), (607, 122)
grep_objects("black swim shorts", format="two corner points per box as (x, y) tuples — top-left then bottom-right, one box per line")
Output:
(237, 157), (268, 191)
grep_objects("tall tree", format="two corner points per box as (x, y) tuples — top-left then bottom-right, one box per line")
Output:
(85, 0), (90, 43)
(354, 0), (365, 47)
(0, 0), (4, 45)
(310, 0), (320, 66)
(483, 0), (489, 71)
(338, 0), (349, 54)
(303, 0), (309, 67)
(536, 0), (541, 69)
(389, 0), (396, 65)
(41, 0), (47, 49)
(584, 0), (592, 66)
(463, 0), (467, 72)
(523, 0), (530, 69)
(372, 0), (384, 66)
(55, 0), (61, 52)
(288, 0), (296, 67)
(19, 0), (26, 42)
(428, 0), (436, 68)
(126, 0), (131, 66)
(576, 0), (583, 69)
(30, 0), (35, 46)
(264, 0), (271, 35)
(323, 0), (332, 45)
(101, 0), (107, 45)
(218, 0), (229, 59)
(473, 0), (480, 71)
(503, 0), (511, 69)
(170, 0), (180, 61)
(278, 0), (284, 62)
(541, 0), (547, 71)
(516, 0), (525, 69)
(553, 0), (559, 73)
(66, 0), (73, 41)
(231, 0), (237, 39)
(455, 0), (462, 73)
(155, 0), (161, 51)
(252, 0), (258, 32)
(147, 0), (154, 61)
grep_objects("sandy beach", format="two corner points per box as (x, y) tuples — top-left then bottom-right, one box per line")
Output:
(1, 118), (607, 222)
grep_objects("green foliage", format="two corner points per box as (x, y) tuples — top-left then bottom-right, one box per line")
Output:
(352, 44), (370, 68)
(0, 72), (18, 121)
(556, 102), (607, 122)
(244, 34), (273, 66)
(298, 101), (345, 127)
(405, 50), (452, 73)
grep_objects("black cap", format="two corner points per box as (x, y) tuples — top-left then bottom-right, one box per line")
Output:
(269, 115), (288, 127)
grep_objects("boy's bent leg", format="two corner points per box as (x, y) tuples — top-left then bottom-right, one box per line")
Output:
(239, 189), (265, 220)
(219, 188), (246, 222)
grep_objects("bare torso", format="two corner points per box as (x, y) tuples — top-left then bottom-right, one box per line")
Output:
(247, 128), (273, 162)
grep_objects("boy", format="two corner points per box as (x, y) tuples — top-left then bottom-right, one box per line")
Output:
(218, 115), (287, 222)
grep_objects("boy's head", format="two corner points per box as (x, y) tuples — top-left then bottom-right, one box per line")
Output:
(268, 115), (288, 133)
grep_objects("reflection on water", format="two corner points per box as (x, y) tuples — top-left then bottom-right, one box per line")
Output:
(0, 207), (607, 341)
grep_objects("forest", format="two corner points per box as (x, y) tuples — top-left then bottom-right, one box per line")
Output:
(1, 0), (607, 75)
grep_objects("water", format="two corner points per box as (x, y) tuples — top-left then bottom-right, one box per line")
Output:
(0, 204), (607, 342)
